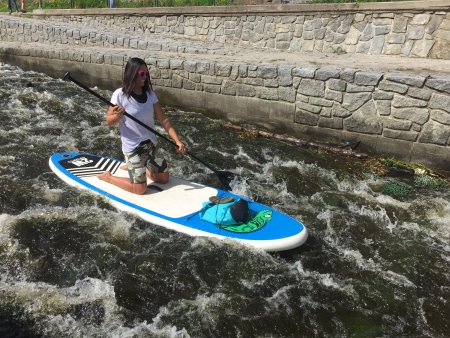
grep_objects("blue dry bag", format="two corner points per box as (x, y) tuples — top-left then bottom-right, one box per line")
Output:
(200, 199), (249, 226)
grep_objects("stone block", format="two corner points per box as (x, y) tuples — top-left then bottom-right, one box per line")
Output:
(238, 64), (248, 78)
(410, 13), (431, 25)
(347, 84), (374, 93)
(340, 69), (357, 82)
(332, 103), (352, 118)
(171, 74), (183, 88)
(356, 41), (371, 54)
(197, 61), (211, 75)
(342, 92), (372, 111)
(257, 87), (278, 100)
(221, 80), (236, 95)
(393, 15), (408, 33)
(399, 38), (412, 55)
(328, 78), (347, 91)
(325, 89), (343, 103)
(111, 55), (123, 66)
(201, 75), (223, 85)
(298, 78), (325, 97)
(429, 93), (450, 113)
(309, 97), (333, 107)
(385, 73), (426, 87)
(392, 107), (429, 125)
(320, 107), (331, 117)
(278, 65), (294, 86)
(345, 26), (360, 45)
(383, 129), (418, 141)
(407, 25), (425, 40)
(387, 33), (406, 44)
(204, 84), (221, 94)
(170, 59), (184, 70)
(374, 25), (390, 36)
(411, 39), (435, 58)
(378, 81), (408, 94)
(215, 63), (231, 77)
(295, 110), (319, 126)
(318, 117), (343, 129)
(382, 117), (411, 130)
(315, 66), (340, 81)
(257, 65), (278, 79)
(371, 35), (385, 54)
(407, 87), (432, 101)
(264, 79), (279, 88)
(243, 78), (263, 86)
(184, 60), (197, 73)
(296, 93), (309, 103)
(375, 100), (391, 116)
(426, 15), (444, 35)
(392, 95), (427, 108)
(278, 87), (296, 103)
(296, 101), (322, 113)
(236, 84), (256, 97)
(426, 77), (450, 94)
(183, 79), (196, 90)
(430, 109), (450, 125)
(429, 39), (450, 59)
(418, 120), (450, 145)
(360, 23), (374, 41)
(343, 100), (382, 134)
(189, 73), (201, 83)
(373, 89), (394, 100)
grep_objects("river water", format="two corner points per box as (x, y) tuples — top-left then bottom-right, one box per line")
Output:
(0, 64), (449, 337)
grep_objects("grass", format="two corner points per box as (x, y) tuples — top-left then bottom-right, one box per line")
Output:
(0, 0), (231, 11)
(0, 0), (411, 11)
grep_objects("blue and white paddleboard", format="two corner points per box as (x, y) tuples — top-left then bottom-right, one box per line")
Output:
(49, 152), (307, 251)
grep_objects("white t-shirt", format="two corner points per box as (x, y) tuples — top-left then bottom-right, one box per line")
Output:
(110, 88), (159, 153)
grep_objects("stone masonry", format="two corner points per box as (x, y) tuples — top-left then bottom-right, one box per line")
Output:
(0, 1), (449, 170)
(40, 3), (450, 59)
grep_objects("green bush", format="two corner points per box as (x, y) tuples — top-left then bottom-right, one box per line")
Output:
(414, 175), (447, 190)
(381, 181), (414, 201)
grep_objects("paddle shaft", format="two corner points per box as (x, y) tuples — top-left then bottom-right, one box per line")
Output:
(64, 73), (225, 176)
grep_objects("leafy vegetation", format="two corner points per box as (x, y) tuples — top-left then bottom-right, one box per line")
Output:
(308, 0), (409, 2)
(414, 175), (447, 190)
(0, 0), (410, 11)
(378, 157), (419, 172)
(381, 181), (414, 201)
(0, 0), (230, 11)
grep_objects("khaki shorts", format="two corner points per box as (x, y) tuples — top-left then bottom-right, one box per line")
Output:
(124, 140), (168, 184)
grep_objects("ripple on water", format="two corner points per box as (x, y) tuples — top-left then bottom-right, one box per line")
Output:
(0, 64), (449, 337)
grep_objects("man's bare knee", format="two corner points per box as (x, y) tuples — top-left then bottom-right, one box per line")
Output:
(151, 172), (169, 184)
(132, 183), (148, 195)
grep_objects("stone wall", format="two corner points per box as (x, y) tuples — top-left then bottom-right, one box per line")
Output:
(1, 2), (449, 169)
(150, 60), (450, 151)
(35, 1), (450, 59)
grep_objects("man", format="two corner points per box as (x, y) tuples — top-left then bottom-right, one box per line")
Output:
(7, 0), (19, 13)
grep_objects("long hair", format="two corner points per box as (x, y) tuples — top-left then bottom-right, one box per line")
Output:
(122, 57), (153, 97)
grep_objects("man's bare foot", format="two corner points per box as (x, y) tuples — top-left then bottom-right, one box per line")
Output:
(98, 171), (112, 183)
(120, 165), (127, 170)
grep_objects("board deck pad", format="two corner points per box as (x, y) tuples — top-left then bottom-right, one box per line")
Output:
(49, 152), (308, 251)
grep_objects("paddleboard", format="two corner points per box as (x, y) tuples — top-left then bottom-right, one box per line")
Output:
(49, 152), (308, 251)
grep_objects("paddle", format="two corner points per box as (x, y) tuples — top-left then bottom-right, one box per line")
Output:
(62, 72), (235, 191)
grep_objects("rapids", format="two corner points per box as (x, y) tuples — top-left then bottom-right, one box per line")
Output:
(0, 64), (449, 337)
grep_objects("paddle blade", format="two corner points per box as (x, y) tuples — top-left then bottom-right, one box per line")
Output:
(62, 72), (71, 81)
(217, 171), (236, 191)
